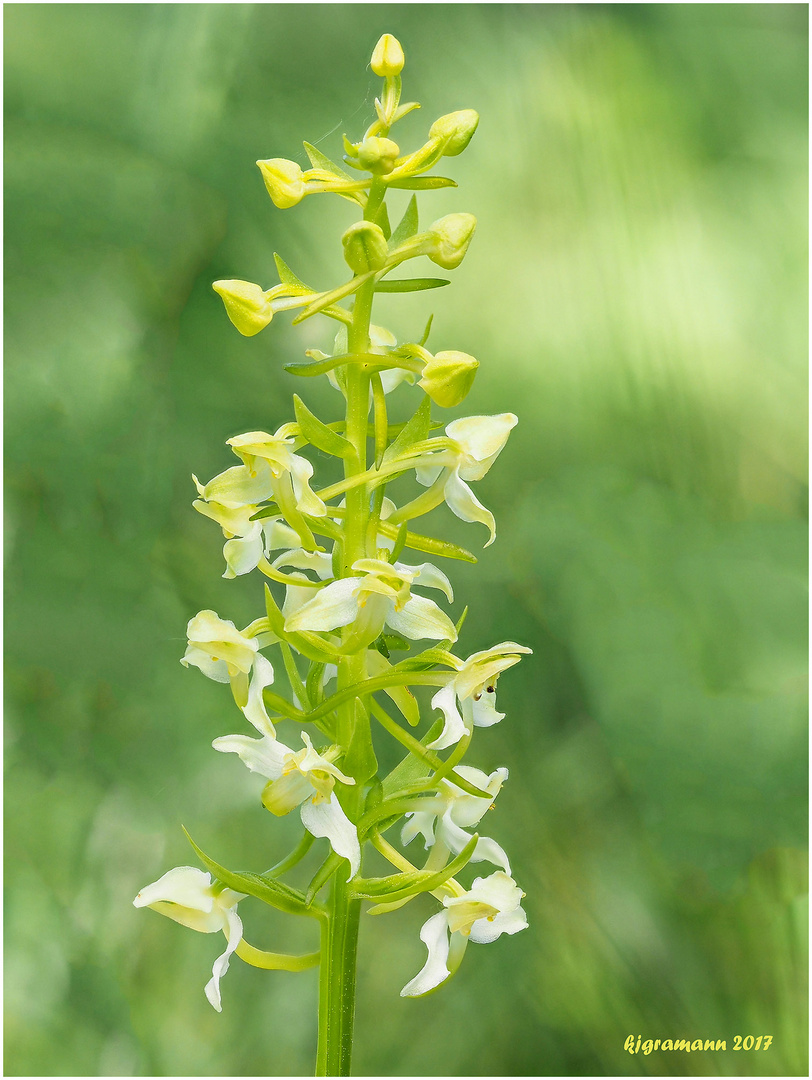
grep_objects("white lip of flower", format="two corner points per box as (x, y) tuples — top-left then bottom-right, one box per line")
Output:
(192, 466), (303, 579)
(283, 557), (457, 645)
(133, 866), (245, 1012)
(400, 871), (528, 997)
(226, 429), (326, 519)
(427, 642), (533, 751)
(212, 730), (361, 880)
(415, 413), (518, 547)
(402, 765), (512, 873)
(181, 610), (277, 737)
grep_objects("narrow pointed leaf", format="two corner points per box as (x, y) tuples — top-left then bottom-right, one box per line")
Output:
(375, 278), (450, 293)
(293, 395), (354, 458)
(303, 140), (354, 180)
(274, 253), (309, 289)
(383, 396), (431, 463)
(387, 176), (458, 190)
(389, 194), (419, 249)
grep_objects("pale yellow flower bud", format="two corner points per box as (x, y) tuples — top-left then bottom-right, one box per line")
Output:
(426, 213), (477, 270)
(418, 350), (479, 408)
(342, 221), (389, 274)
(371, 33), (404, 77)
(429, 110), (480, 156)
(256, 158), (305, 208)
(357, 136), (400, 175)
(212, 280), (273, 337)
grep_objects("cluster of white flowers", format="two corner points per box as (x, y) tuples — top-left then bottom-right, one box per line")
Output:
(134, 32), (530, 1027)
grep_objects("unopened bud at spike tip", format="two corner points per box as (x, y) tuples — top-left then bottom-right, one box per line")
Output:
(429, 110), (480, 157)
(342, 221), (389, 275)
(256, 158), (305, 208)
(212, 280), (274, 337)
(371, 33), (405, 77)
(357, 136), (400, 175)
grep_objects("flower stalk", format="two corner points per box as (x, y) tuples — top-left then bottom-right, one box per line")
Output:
(134, 33), (530, 1077)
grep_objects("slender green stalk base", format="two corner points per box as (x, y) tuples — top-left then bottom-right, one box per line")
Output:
(317, 874), (361, 1076)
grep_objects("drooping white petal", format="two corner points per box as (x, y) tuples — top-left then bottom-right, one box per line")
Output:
(447, 766), (509, 827)
(300, 793), (361, 880)
(199, 463), (274, 507)
(284, 577), (363, 633)
(204, 907), (244, 1012)
(437, 813), (511, 874)
(415, 462), (444, 488)
(223, 530), (265, 578)
(242, 652), (276, 737)
(401, 561), (454, 603)
(401, 810), (438, 849)
(426, 683), (467, 750)
(386, 594), (458, 643)
(287, 452), (327, 518)
(212, 733), (289, 780)
(400, 911), (452, 997)
(263, 518), (302, 552)
(445, 413), (517, 478)
(443, 469), (496, 546)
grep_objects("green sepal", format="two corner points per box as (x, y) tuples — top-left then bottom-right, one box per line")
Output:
(303, 140), (354, 181)
(182, 827), (317, 918)
(306, 851), (344, 905)
(364, 779), (384, 813)
(355, 834), (478, 904)
(293, 395), (354, 459)
(375, 278), (450, 293)
(387, 176), (458, 190)
(389, 194), (418, 249)
(342, 700), (378, 784)
(274, 253), (310, 290)
(381, 718), (444, 797)
(383, 395), (431, 463)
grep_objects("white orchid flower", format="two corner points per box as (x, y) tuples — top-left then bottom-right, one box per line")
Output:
(192, 465), (302, 578)
(213, 730), (360, 880)
(133, 866), (245, 1012)
(402, 765), (511, 873)
(284, 557), (457, 649)
(427, 641), (532, 751)
(227, 428), (326, 520)
(415, 413), (518, 546)
(181, 610), (277, 736)
(400, 871), (528, 997)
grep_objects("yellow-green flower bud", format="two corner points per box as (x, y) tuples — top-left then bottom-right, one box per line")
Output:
(357, 136), (400, 175)
(342, 221), (389, 274)
(256, 158), (305, 208)
(371, 33), (405, 77)
(429, 110), (480, 156)
(212, 280), (273, 336)
(418, 350), (479, 407)
(426, 213), (477, 270)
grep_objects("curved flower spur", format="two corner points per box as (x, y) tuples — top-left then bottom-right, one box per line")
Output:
(134, 33), (531, 1076)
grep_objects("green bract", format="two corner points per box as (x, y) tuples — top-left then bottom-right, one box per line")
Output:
(135, 32), (530, 1078)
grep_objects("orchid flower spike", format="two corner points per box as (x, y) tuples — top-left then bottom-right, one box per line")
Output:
(428, 642), (532, 750)
(400, 871), (528, 997)
(284, 557), (457, 651)
(212, 730), (361, 879)
(133, 867), (245, 1012)
(181, 610), (277, 736)
(402, 765), (512, 873)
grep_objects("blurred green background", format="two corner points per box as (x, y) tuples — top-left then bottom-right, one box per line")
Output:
(4, 3), (808, 1076)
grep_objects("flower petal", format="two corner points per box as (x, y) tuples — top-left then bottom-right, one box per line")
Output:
(445, 413), (517, 473)
(287, 452), (327, 518)
(133, 866), (215, 914)
(242, 652), (276, 737)
(204, 907), (244, 1012)
(401, 561), (454, 603)
(299, 793), (361, 880)
(469, 905), (528, 944)
(284, 578), (363, 633)
(443, 470), (496, 546)
(223, 532), (265, 578)
(426, 683), (466, 750)
(386, 594), (458, 643)
(212, 733), (289, 779)
(400, 911), (452, 997)
(181, 645), (230, 683)
(437, 813), (511, 874)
